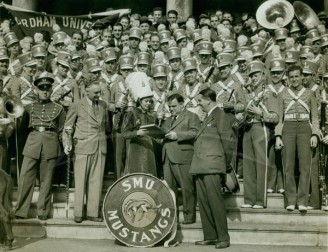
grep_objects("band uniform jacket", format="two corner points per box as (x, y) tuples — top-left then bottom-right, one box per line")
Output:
(190, 107), (230, 175)
(162, 109), (201, 164)
(63, 97), (109, 155)
(22, 101), (66, 159)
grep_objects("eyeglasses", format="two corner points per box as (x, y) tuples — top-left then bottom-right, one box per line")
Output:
(38, 86), (52, 91)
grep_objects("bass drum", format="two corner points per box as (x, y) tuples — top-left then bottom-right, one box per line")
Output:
(103, 173), (177, 247)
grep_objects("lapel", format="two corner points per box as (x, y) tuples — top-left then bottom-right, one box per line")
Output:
(81, 98), (99, 123)
(170, 111), (185, 130)
(195, 113), (215, 139)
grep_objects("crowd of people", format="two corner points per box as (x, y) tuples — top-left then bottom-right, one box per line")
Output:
(0, 4), (328, 249)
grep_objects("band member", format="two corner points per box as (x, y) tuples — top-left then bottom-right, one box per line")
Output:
(267, 59), (286, 194)
(111, 55), (134, 179)
(31, 44), (48, 76)
(162, 93), (200, 224)
(122, 72), (158, 176)
(211, 53), (244, 169)
(320, 73), (328, 211)
(238, 61), (279, 209)
(150, 63), (170, 121)
(51, 51), (80, 111)
(63, 81), (108, 223)
(179, 58), (207, 117)
(275, 65), (320, 212)
(190, 88), (230, 249)
(15, 74), (66, 220)
(4, 32), (22, 77)
(302, 60), (321, 210)
(196, 41), (214, 83)
(167, 47), (184, 92)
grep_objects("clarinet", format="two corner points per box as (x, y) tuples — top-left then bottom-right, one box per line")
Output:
(204, 65), (215, 83)
(319, 101), (327, 209)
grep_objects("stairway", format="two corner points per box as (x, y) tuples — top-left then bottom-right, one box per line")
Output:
(11, 177), (328, 246)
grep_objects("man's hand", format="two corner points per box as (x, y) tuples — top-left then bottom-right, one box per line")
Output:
(247, 104), (262, 116)
(137, 129), (147, 136)
(275, 137), (284, 150)
(322, 135), (328, 145)
(310, 135), (318, 148)
(64, 145), (72, 155)
(116, 100), (127, 110)
(165, 131), (178, 140)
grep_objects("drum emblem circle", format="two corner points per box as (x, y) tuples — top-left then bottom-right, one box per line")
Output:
(103, 173), (176, 247)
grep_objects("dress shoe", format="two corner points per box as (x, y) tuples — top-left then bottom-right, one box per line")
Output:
(298, 205), (307, 212)
(182, 220), (195, 224)
(266, 189), (273, 193)
(307, 206), (315, 210)
(38, 215), (48, 220)
(241, 204), (252, 208)
(252, 205), (264, 209)
(324, 206), (328, 211)
(278, 189), (285, 194)
(286, 205), (295, 211)
(74, 217), (83, 223)
(15, 215), (26, 219)
(87, 216), (103, 222)
(195, 239), (218, 245)
(215, 240), (230, 249)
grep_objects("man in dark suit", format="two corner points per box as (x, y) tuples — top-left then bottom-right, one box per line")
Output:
(190, 88), (230, 249)
(162, 93), (201, 224)
(15, 73), (66, 220)
(63, 81), (109, 223)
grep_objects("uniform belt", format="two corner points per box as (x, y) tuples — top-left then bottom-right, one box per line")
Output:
(33, 126), (56, 132)
(285, 113), (309, 120)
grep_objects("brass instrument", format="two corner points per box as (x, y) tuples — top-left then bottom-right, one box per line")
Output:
(114, 88), (130, 131)
(319, 101), (327, 209)
(232, 91), (265, 130)
(293, 1), (320, 30)
(256, 0), (294, 30)
(0, 95), (24, 119)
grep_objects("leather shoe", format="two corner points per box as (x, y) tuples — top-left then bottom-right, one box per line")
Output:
(215, 240), (230, 249)
(74, 217), (83, 223)
(195, 239), (218, 245)
(87, 216), (103, 222)
(38, 215), (48, 220)
(182, 220), (195, 224)
(15, 215), (26, 220)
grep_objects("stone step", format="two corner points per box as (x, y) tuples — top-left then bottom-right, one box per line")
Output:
(13, 200), (327, 226)
(12, 218), (328, 246)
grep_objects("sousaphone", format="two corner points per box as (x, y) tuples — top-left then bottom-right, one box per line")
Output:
(256, 0), (294, 30)
(293, 1), (320, 29)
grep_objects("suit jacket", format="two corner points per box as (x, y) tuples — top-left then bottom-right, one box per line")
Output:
(190, 107), (230, 174)
(162, 110), (201, 164)
(63, 97), (108, 155)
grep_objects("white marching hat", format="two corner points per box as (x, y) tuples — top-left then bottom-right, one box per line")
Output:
(125, 72), (153, 102)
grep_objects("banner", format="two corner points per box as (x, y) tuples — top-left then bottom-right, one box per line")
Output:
(0, 3), (130, 38)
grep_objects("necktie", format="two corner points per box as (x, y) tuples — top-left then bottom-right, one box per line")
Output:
(171, 116), (177, 126)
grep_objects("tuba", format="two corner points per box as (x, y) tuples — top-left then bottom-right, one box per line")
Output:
(256, 0), (294, 30)
(0, 95), (24, 119)
(293, 1), (320, 30)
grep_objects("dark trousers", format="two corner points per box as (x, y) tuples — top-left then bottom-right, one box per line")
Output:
(15, 154), (56, 218)
(243, 123), (269, 207)
(195, 174), (230, 242)
(112, 132), (125, 180)
(309, 148), (320, 208)
(267, 137), (284, 192)
(282, 121), (312, 206)
(163, 154), (196, 222)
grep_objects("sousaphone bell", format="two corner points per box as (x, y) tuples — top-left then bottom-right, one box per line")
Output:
(256, 0), (294, 30)
(293, 1), (320, 30)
